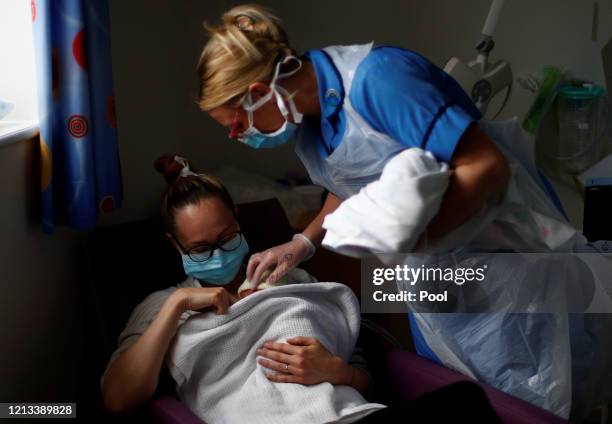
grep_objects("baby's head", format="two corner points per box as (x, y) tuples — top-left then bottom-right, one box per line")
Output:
(155, 155), (248, 288)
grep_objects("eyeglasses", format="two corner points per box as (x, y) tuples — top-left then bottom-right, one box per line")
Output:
(173, 230), (244, 262)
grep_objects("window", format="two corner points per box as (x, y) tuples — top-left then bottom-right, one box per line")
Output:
(0, 0), (39, 144)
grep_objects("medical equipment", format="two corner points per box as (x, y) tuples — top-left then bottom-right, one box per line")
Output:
(444, 0), (513, 117)
(539, 82), (609, 175)
(522, 67), (564, 134)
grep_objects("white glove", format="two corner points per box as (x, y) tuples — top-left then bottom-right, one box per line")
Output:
(246, 234), (316, 288)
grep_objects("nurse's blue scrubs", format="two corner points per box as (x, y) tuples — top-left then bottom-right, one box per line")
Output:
(303, 45), (481, 165)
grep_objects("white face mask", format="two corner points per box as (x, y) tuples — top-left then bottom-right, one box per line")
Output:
(238, 56), (304, 149)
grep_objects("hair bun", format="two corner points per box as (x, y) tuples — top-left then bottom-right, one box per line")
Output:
(198, 4), (294, 110)
(222, 5), (288, 45)
(154, 154), (191, 184)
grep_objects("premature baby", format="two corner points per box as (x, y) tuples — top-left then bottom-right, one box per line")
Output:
(237, 270), (290, 298)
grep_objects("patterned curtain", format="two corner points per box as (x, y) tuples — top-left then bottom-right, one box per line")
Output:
(31, 0), (122, 233)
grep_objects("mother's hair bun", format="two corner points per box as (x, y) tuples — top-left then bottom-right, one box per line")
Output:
(154, 154), (195, 184)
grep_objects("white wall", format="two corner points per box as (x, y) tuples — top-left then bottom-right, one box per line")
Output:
(0, 136), (84, 402)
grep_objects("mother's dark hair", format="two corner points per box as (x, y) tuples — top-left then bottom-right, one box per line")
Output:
(154, 154), (236, 234)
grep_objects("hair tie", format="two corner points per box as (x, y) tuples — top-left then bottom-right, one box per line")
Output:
(173, 155), (198, 178)
(235, 15), (255, 32)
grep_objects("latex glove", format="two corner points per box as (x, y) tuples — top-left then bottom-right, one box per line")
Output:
(246, 234), (315, 288)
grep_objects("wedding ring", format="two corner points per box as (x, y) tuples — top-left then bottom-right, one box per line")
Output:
(284, 364), (289, 371)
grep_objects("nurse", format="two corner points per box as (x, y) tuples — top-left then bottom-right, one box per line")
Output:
(198, 4), (510, 286)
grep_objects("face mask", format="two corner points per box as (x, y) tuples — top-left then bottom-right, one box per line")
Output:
(181, 238), (250, 285)
(239, 56), (304, 149)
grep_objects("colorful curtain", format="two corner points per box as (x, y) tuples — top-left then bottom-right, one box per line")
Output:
(31, 0), (122, 233)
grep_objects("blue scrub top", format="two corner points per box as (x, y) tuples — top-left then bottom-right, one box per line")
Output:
(304, 45), (482, 163)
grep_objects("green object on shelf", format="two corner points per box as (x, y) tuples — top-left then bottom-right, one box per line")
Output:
(558, 82), (605, 100)
(522, 66), (563, 134)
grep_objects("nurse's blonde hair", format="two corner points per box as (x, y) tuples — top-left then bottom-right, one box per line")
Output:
(197, 4), (294, 111)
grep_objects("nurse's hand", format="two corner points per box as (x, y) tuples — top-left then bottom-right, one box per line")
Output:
(247, 234), (315, 288)
(257, 337), (353, 386)
(175, 287), (237, 315)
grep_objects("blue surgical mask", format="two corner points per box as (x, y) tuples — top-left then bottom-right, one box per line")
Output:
(181, 238), (250, 285)
(239, 56), (303, 149)
(240, 120), (299, 149)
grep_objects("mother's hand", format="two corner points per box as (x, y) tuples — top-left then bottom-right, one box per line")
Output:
(257, 337), (352, 385)
(175, 287), (238, 315)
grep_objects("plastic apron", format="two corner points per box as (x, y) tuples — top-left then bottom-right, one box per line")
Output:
(294, 43), (612, 419)
(295, 43), (405, 199)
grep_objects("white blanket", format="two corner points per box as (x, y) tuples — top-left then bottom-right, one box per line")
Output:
(166, 282), (385, 424)
(321, 148), (451, 256)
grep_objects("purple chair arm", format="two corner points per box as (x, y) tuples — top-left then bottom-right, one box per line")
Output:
(148, 396), (205, 424)
(386, 349), (568, 424)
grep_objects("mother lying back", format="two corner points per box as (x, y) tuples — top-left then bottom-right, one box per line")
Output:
(99, 155), (381, 423)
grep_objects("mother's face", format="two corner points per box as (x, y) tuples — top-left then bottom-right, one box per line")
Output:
(171, 197), (239, 253)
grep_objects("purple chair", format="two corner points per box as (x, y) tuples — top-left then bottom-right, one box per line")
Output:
(144, 349), (567, 424)
(148, 396), (205, 424)
(384, 349), (567, 424)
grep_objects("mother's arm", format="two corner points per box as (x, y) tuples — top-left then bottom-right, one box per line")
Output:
(420, 123), (510, 244)
(102, 287), (234, 414)
(101, 292), (186, 414)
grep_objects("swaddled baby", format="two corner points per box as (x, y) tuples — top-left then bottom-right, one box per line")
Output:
(238, 270), (292, 298)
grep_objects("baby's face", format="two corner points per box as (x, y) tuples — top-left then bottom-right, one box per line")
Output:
(237, 270), (274, 299)
(239, 289), (257, 299)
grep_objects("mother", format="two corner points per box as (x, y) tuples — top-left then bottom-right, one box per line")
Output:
(197, 4), (510, 286)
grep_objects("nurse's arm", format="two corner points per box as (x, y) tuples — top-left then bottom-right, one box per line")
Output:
(101, 291), (186, 414)
(302, 192), (343, 247)
(421, 123), (510, 243)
